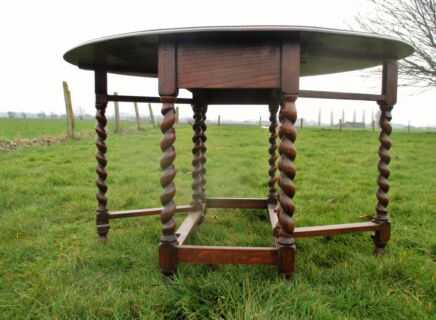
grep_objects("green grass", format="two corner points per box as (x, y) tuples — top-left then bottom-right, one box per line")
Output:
(0, 118), (141, 140)
(0, 121), (435, 319)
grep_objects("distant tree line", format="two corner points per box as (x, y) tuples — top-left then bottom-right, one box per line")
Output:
(1, 111), (69, 119)
(0, 110), (162, 121)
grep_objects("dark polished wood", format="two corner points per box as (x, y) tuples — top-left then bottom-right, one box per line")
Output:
(268, 204), (280, 238)
(199, 89), (273, 105)
(158, 40), (178, 97)
(64, 26), (413, 77)
(382, 60), (398, 106)
(191, 101), (203, 210)
(177, 246), (278, 265)
(275, 40), (299, 279)
(158, 41), (179, 277)
(107, 94), (193, 104)
(294, 222), (380, 238)
(375, 103), (392, 223)
(109, 205), (193, 219)
(299, 90), (385, 101)
(268, 205), (380, 238)
(276, 93), (298, 278)
(199, 101), (208, 203)
(268, 205), (381, 238)
(268, 98), (279, 204)
(105, 90), (387, 105)
(68, 27), (409, 281)
(206, 197), (268, 209)
(373, 60), (397, 256)
(281, 40), (300, 94)
(159, 95), (178, 276)
(176, 211), (203, 245)
(177, 40), (281, 88)
(373, 221), (391, 256)
(187, 90), (387, 105)
(95, 70), (110, 244)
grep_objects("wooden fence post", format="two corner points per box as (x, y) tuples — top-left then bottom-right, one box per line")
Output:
(300, 118), (303, 129)
(339, 119), (342, 131)
(218, 115), (221, 126)
(62, 81), (75, 138)
(148, 103), (155, 127)
(259, 116), (262, 126)
(134, 102), (141, 130)
(114, 92), (120, 133)
(372, 119), (375, 132)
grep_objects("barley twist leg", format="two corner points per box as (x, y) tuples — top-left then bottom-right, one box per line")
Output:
(277, 94), (298, 279)
(268, 100), (279, 204)
(95, 93), (109, 243)
(191, 102), (203, 210)
(200, 104), (208, 203)
(373, 101), (392, 256)
(159, 96), (178, 276)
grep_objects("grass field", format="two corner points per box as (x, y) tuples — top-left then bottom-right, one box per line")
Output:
(0, 119), (435, 319)
(0, 118), (142, 140)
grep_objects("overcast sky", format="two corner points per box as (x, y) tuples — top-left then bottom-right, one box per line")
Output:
(0, 0), (434, 126)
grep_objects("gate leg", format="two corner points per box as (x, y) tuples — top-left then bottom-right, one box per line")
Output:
(276, 94), (298, 279)
(94, 70), (110, 243)
(373, 61), (397, 256)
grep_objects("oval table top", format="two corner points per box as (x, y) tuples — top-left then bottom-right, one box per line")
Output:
(64, 26), (414, 77)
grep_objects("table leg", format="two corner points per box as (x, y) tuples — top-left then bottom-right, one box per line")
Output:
(94, 71), (110, 243)
(268, 99), (279, 204)
(277, 94), (298, 279)
(373, 101), (393, 256)
(372, 61), (396, 256)
(159, 95), (178, 276)
(200, 104), (208, 203)
(191, 101), (203, 210)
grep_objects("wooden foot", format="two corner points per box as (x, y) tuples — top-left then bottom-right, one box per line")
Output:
(372, 222), (391, 256)
(159, 244), (177, 277)
(278, 244), (296, 279)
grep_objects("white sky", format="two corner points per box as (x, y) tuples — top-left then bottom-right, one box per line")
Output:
(0, 0), (434, 126)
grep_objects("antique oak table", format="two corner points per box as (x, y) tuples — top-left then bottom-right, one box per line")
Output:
(64, 26), (414, 279)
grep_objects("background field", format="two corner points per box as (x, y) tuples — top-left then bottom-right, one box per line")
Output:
(0, 119), (435, 319)
(0, 118), (142, 140)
